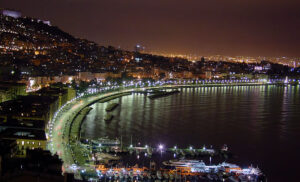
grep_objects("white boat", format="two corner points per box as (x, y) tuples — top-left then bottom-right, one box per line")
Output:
(156, 171), (162, 179)
(164, 159), (200, 167)
(92, 136), (120, 146)
(219, 162), (240, 169)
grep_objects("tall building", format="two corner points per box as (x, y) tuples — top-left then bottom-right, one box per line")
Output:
(0, 82), (27, 103)
(31, 86), (75, 108)
(0, 129), (46, 157)
(0, 95), (59, 131)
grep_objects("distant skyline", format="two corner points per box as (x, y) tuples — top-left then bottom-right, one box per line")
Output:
(1, 0), (300, 57)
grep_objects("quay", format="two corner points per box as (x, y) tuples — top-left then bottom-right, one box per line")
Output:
(75, 160), (265, 181)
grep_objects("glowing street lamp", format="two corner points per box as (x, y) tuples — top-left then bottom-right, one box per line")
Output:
(158, 144), (164, 153)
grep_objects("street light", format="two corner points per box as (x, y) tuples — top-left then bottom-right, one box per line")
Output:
(158, 144), (163, 151)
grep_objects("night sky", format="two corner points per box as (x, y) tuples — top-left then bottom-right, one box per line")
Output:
(1, 0), (300, 57)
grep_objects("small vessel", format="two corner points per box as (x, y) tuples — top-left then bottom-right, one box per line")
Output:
(163, 159), (200, 167)
(92, 136), (120, 146)
(156, 170), (162, 180)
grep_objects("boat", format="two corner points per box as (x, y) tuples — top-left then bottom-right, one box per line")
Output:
(163, 159), (200, 167)
(148, 90), (180, 99)
(105, 103), (119, 112)
(92, 136), (120, 146)
(104, 114), (113, 121)
(156, 170), (162, 180)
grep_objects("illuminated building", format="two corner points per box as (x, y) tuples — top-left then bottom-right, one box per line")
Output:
(0, 128), (46, 157)
(0, 82), (27, 103)
(0, 95), (59, 131)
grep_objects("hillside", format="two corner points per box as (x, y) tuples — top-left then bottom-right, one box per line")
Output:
(0, 13), (192, 81)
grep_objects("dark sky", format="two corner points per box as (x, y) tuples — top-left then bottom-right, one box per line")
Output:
(2, 0), (300, 57)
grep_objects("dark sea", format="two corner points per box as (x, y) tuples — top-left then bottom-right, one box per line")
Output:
(82, 85), (300, 182)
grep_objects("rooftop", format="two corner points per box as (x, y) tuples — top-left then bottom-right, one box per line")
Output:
(34, 86), (67, 96)
(0, 128), (46, 140)
(0, 95), (58, 118)
(0, 118), (45, 130)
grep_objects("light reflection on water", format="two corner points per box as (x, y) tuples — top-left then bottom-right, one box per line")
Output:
(81, 85), (300, 182)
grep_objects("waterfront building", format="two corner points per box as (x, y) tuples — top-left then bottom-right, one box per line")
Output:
(0, 128), (46, 157)
(0, 95), (59, 132)
(31, 86), (75, 108)
(0, 82), (27, 103)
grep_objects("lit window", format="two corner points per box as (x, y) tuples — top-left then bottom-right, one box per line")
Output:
(22, 141), (24, 145)
(27, 141), (29, 144)
(32, 142), (34, 144)
(38, 142), (41, 146)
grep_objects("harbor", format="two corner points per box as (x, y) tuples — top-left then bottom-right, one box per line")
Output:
(81, 138), (223, 158)
(73, 161), (265, 182)
(48, 86), (280, 182)
(69, 137), (264, 181)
